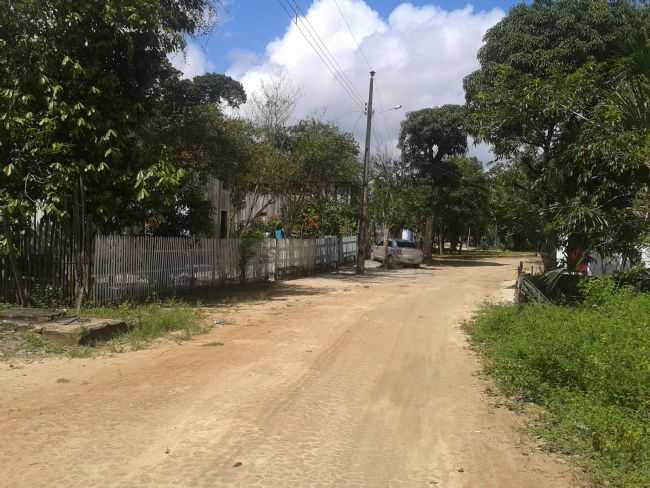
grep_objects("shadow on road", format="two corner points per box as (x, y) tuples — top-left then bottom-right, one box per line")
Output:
(177, 256), (511, 308)
(428, 258), (507, 268)
(176, 281), (336, 308)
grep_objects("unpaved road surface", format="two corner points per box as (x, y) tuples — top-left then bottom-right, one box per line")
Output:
(0, 257), (578, 487)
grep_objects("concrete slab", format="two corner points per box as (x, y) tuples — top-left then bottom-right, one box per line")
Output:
(41, 318), (130, 345)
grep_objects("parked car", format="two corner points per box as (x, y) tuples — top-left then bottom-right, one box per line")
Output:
(371, 239), (423, 266)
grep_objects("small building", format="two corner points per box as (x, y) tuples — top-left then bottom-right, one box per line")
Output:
(203, 176), (284, 238)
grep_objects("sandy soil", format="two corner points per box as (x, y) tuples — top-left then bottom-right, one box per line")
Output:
(0, 257), (580, 487)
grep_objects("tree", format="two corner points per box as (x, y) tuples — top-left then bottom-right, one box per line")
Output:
(487, 162), (544, 251)
(0, 0), (217, 228)
(282, 119), (360, 237)
(0, 0), (217, 304)
(438, 156), (490, 252)
(398, 105), (468, 257)
(248, 76), (300, 148)
(370, 155), (407, 267)
(465, 0), (650, 270)
(139, 67), (249, 236)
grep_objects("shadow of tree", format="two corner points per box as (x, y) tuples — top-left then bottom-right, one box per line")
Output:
(428, 259), (507, 268)
(176, 256), (510, 308)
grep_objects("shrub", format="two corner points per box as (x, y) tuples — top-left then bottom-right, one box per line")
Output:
(614, 266), (650, 293)
(467, 285), (650, 487)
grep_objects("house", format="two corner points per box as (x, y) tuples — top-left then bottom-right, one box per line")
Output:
(203, 176), (284, 238)
(555, 245), (650, 276)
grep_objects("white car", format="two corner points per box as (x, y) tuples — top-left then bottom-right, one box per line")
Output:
(371, 239), (423, 266)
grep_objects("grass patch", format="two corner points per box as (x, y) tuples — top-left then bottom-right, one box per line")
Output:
(1, 300), (204, 361)
(466, 280), (650, 487)
(81, 300), (205, 351)
(0, 331), (93, 360)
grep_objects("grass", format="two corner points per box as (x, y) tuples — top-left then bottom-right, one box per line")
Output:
(466, 279), (650, 487)
(0, 300), (205, 361)
(3, 331), (95, 359)
(80, 300), (205, 351)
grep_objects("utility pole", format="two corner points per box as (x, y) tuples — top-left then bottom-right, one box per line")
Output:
(356, 70), (375, 274)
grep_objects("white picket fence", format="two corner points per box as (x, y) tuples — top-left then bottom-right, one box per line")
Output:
(93, 235), (357, 304)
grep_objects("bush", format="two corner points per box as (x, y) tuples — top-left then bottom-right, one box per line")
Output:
(467, 283), (650, 487)
(614, 266), (650, 293)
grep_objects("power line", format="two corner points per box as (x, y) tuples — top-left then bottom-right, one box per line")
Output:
(283, 0), (365, 107)
(351, 111), (365, 136)
(332, 0), (373, 70)
(276, 0), (365, 109)
(329, 0), (398, 155)
(287, 0), (364, 102)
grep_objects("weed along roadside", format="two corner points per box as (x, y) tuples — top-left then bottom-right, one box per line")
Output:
(466, 276), (650, 488)
(0, 302), (204, 361)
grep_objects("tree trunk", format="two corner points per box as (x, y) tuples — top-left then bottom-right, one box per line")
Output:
(73, 175), (87, 311)
(2, 208), (29, 306)
(423, 216), (433, 260)
(438, 223), (444, 255)
(540, 232), (558, 272)
(383, 224), (390, 269)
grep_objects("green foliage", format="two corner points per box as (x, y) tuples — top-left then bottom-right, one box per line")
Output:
(488, 162), (544, 250)
(236, 226), (266, 283)
(438, 156), (490, 250)
(280, 119), (361, 237)
(0, 0), (228, 237)
(83, 301), (202, 346)
(399, 105), (467, 179)
(468, 285), (650, 487)
(397, 105), (476, 250)
(465, 0), (650, 262)
(613, 266), (650, 292)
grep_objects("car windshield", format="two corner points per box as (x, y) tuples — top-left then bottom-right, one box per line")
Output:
(395, 240), (417, 248)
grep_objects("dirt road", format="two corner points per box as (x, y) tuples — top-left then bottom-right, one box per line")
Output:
(0, 257), (577, 487)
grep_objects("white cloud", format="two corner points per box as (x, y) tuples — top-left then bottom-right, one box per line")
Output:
(169, 41), (215, 79)
(227, 1), (504, 162)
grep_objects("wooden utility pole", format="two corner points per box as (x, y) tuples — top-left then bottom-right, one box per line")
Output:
(356, 70), (375, 274)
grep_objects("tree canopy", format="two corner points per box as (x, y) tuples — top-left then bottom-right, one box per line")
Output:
(465, 0), (650, 268)
(0, 0), (219, 233)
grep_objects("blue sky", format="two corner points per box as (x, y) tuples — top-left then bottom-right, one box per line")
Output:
(172, 1), (522, 160)
(201, 1), (519, 72)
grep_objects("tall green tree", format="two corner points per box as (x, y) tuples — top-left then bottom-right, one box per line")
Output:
(439, 156), (490, 252)
(0, 0), (217, 231)
(398, 105), (468, 256)
(140, 68), (248, 236)
(282, 119), (361, 237)
(488, 162), (544, 251)
(0, 0), (218, 304)
(465, 0), (650, 269)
